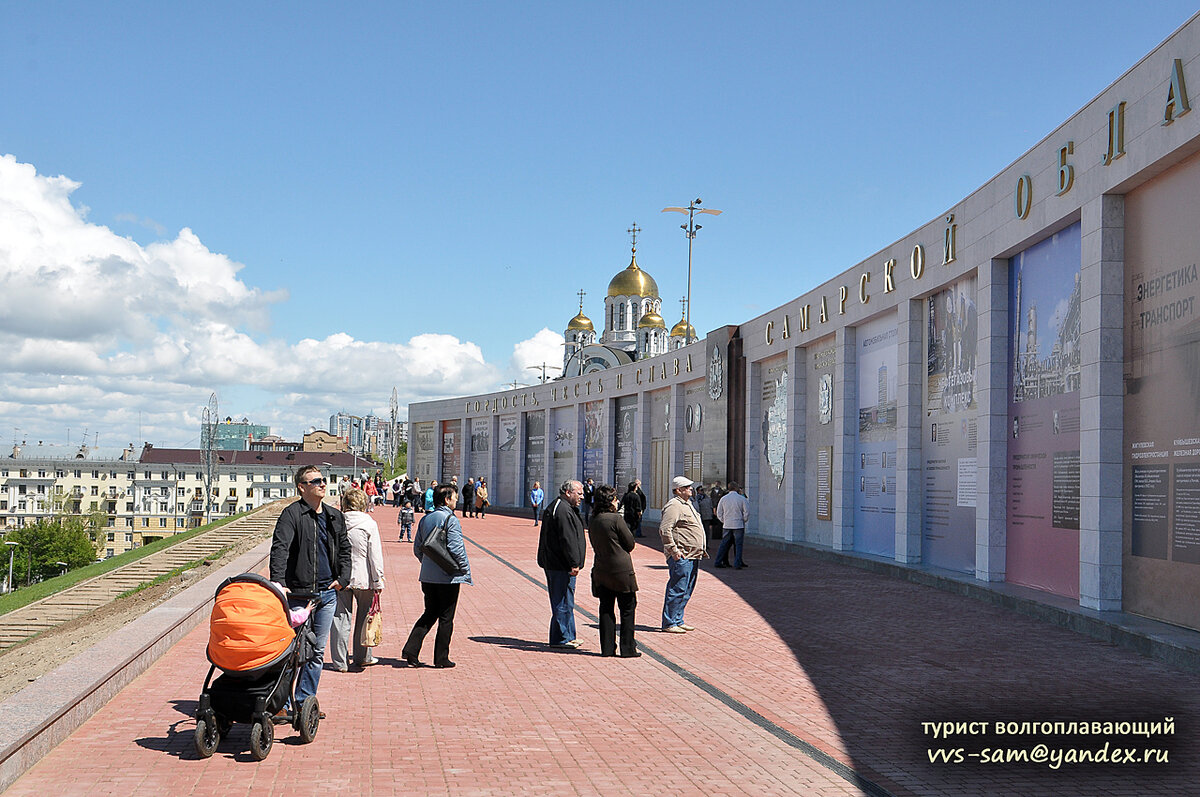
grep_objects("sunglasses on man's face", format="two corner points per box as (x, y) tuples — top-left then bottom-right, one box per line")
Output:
(303, 477), (327, 486)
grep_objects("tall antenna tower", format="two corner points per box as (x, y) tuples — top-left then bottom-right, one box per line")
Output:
(200, 392), (219, 525)
(389, 387), (399, 471)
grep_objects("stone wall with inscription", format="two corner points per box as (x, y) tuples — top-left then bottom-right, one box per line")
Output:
(411, 19), (1200, 627)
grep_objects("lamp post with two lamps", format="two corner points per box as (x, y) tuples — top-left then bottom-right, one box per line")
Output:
(662, 198), (722, 345)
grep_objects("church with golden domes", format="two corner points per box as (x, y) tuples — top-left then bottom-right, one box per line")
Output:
(562, 227), (695, 378)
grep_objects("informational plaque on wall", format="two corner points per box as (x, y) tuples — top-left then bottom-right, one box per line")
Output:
(816, 445), (833, 521)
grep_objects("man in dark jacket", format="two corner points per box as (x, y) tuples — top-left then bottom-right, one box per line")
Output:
(270, 465), (351, 705)
(536, 480), (586, 648)
(461, 478), (476, 519)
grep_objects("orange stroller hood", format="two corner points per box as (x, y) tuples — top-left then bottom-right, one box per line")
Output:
(207, 574), (296, 673)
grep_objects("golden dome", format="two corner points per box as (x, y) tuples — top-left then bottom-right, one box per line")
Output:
(670, 317), (695, 338)
(637, 310), (667, 329)
(607, 249), (660, 298)
(566, 312), (594, 332)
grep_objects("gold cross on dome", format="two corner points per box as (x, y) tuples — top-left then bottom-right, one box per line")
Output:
(627, 222), (640, 249)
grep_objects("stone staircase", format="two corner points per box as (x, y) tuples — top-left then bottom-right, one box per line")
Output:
(0, 501), (286, 649)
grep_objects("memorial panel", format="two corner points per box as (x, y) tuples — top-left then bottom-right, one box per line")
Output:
(1123, 150), (1200, 629)
(524, 410), (545, 505)
(922, 275), (979, 573)
(854, 313), (898, 557)
(495, 414), (518, 507)
(1006, 222), (1082, 599)
(440, 420), (461, 483)
(805, 339), (837, 543)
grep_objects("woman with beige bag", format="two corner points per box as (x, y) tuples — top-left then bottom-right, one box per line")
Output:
(330, 487), (385, 671)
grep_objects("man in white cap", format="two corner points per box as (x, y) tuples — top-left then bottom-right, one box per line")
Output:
(658, 475), (708, 633)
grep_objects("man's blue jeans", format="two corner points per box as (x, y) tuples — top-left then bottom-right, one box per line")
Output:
(661, 556), (698, 629)
(715, 528), (746, 567)
(544, 569), (577, 644)
(291, 587), (337, 705)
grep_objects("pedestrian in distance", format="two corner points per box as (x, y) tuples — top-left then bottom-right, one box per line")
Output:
(714, 481), (750, 569)
(398, 500), (415, 542)
(474, 478), (489, 517)
(530, 481), (545, 525)
(622, 481), (644, 538)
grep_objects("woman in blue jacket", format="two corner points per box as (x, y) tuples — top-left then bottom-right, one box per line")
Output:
(403, 483), (473, 668)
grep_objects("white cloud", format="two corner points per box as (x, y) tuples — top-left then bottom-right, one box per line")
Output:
(510, 328), (565, 384)
(0, 154), (512, 447)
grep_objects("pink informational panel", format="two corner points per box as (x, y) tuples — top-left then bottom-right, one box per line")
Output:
(1006, 223), (1081, 599)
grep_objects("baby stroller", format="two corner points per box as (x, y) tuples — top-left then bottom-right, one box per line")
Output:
(194, 573), (321, 760)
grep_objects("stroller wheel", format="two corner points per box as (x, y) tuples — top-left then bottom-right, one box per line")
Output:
(298, 696), (320, 743)
(249, 719), (273, 760)
(194, 717), (220, 758)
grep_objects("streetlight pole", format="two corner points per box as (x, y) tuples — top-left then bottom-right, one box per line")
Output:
(526, 363), (562, 384)
(5, 541), (18, 594)
(55, 561), (67, 577)
(662, 198), (722, 344)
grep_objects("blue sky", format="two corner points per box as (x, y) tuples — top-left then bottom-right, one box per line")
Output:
(1, 2), (1196, 453)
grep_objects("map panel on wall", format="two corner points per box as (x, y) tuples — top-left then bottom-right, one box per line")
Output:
(411, 421), (436, 484)
(1123, 151), (1200, 630)
(1007, 222), (1081, 599)
(495, 414), (518, 507)
(922, 274), (979, 574)
(551, 407), (577, 488)
(758, 356), (788, 534)
(582, 400), (605, 485)
(440, 420), (461, 483)
(524, 411), (545, 505)
(854, 313), (898, 557)
(613, 396), (638, 491)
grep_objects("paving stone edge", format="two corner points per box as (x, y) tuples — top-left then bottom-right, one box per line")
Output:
(0, 540), (271, 793)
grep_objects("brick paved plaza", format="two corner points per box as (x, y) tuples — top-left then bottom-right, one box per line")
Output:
(7, 509), (1199, 796)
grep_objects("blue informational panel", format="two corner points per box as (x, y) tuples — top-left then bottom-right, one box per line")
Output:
(1007, 222), (1081, 599)
(854, 313), (898, 557)
(922, 275), (979, 574)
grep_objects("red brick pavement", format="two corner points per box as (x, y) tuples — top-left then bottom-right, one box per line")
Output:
(7, 508), (1199, 796)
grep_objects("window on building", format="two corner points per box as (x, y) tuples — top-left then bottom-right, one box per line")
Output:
(110, 470), (117, 479)
(619, 304), (627, 329)
(107, 518), (114, 527)
(177, 518), (186, 527)
(161, 471), (168, 480)
(126, 518), (133, 527)
(56, 470), (64, 478)
(159, 518), (166, 527)
(127, 472), (134, 479)
(73, 469), (80, 478)
(91, 470), (99, 478)
(36, 485), (45, 494)
(125, 502), (133, 512)
(0, 501), (6, 510)
(125, 532), (132, 542)
(106, 548), (114, 558)
(91, 486), (98, 496)
(107, 532), (115, 542)
(142, 518), (149, 527)
(37, 469), (45, 478)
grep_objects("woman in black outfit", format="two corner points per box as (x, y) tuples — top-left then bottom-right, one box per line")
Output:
(588, 484), (640, 658)
(621, 480), (644, 538)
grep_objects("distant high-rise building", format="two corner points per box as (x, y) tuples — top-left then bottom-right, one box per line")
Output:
(208, 416), (270, 451)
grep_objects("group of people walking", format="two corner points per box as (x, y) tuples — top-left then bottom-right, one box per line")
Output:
(271, 465), (750, 711)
